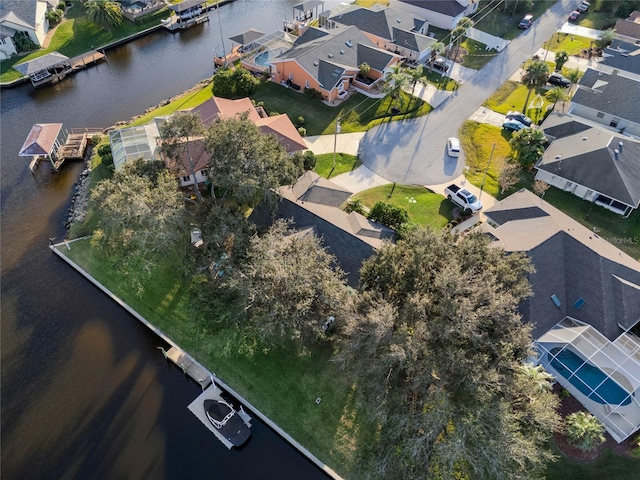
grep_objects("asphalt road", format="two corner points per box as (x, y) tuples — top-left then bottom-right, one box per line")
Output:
(358, 0), (579, 185)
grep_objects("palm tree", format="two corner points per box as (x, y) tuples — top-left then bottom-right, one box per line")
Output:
(565, 67), (582, 94)
(517, 364), (554, 392)
(358, 62), (371, 80)
(84, 0), (123, 31)
(554, 50), (569, 71)
(595, 28), (615, 50)
(383, 64), (409, 112)
(521, 60), (550, 114)
(428, 41), (445, 69)
(546, 86), (570, 112)
(449, 17), (474, 60)
(405, 65), (425, 111)
(509, 126), (547, 169)
(565, 412), (606, 452)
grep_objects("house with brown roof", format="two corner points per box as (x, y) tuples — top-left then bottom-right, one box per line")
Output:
(269, 25), (402, 101)
(481, 188), (640, 443)
(110, 96), (306, 189)
(614, 10), (640, 43)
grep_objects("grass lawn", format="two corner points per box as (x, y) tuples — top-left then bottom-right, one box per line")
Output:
(485, 80), (553, 124)
(314, 153), (361, 179)
(460, 38), (498, 70)
(545, 32), (593, 56)
(542, 188), (640, 261)
(1, 1), (170, 82)
(459, 121), (512, 198)
(128, 82), (214, 127)
(354, 184), (453, 229)
(546, 443), (640, 480)
(421, 70), (458, 91)
(61, 238), (371, 478)
(574, 12), (617, 30)
(251, 81), (432, 136)
(472, 0), (555, 40)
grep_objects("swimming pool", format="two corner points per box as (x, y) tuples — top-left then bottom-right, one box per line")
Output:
(254, 48), (285, 68)
(549, 347), (632, 406)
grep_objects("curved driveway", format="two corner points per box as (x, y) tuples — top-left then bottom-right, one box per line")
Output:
(358, 0), (577, 185)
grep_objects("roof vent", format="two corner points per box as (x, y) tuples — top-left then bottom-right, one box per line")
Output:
(397, 18), (402, 23)
(340, 49), (345, 54)
(582, 136), (588, 141)
(619, 141), (624, 152)
(554, 154), (561, 160)
(614, 148), (619, 160)
(345, 40), (352, 47)
(313, 61), (319, 66)
(328, 53), (333, 58)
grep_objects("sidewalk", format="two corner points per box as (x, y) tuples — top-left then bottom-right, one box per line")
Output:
(558, 22), (603, 40)
(330, 165), (391, 193)
(404, 81), (453, 108)
(304, 132), (365, 156)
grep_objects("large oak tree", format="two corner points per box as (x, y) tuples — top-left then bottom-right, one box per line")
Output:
(334, 228), (559, 479)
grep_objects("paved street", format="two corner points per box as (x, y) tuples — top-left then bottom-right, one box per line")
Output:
(358, 0), (579, 185)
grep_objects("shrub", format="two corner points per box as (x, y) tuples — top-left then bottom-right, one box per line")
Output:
(297, 127), (306, 136)
(304, 87), (323, 100)
(97, 143), (113, 166)
(565, 412), (606, 452)
(368, 202), (409, 231)
(302, 151), (316, 171)
(56, 2), (66, 10)
(345, 198), (366, 215)
(297, 116), (305, 126)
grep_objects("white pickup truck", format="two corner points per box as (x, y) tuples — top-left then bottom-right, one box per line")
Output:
(444, 184), (483, 213)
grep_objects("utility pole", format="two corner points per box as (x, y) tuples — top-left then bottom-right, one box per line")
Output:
(216, 1), (227, 68)
(479, 143), (495, 201)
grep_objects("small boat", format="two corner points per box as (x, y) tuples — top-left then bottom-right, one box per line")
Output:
(204, 398), (251, 447)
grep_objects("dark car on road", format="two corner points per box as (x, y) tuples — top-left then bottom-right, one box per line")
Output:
(506, 111), (532, 126)
(568, 10), (580, 22)
(518, 14), (533, 29)
(548, 72), (571, 87)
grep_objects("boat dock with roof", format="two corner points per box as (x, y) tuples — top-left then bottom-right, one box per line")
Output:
(14, 50), (106, 88)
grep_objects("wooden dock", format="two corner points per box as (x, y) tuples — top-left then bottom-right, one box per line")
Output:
(53, 128), (102, 170)
(161, 346), (212, 389)
(69, 50), (106, 71)
(187, 381), (252, 450)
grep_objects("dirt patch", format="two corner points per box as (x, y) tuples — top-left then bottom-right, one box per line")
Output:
(446, 46), (468, 64)
(553, 384), (638, 461)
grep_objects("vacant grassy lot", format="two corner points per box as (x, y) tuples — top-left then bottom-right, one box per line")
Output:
(314, 153), (360, 179)
(459, 121), (513, 198)
(545, 32), (592, 55)
(251, 81), (432, 136)
(485, 80), (553, 123)
(472, 1), (555, 40)
(61, 238), (371, 478)
(460, 38), (498, 70)
(0, 1), (169, 82)
(354, 184), (453, 229)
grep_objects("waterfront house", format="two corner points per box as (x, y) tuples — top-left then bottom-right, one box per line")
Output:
(325, 4), (435, 63)
(269, 25), (402, 101)
(481, 188), (640, 443)
(0, 0), (60, 59)
(388, 0), (479, 30)
(534, 113), (640, 217)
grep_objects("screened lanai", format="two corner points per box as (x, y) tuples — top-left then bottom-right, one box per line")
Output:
(535, 317), (640, 443)
(109, 120), (162, 170)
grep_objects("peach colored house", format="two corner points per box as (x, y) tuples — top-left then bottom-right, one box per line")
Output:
(269, 25), (402, 101)
(163, 96), (307, 187)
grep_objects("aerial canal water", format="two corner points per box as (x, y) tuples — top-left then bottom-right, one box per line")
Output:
(1, 1), (339, 478)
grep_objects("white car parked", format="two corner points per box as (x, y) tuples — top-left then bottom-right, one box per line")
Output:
(447, 137), (461, 157)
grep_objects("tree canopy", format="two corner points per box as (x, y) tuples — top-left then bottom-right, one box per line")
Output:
(509, 127), (547, 168)
(84, 0), (123, 30)
(334, 228), (559, 479)
(228, 219), (347, 348)
(521, 60), (550, 112)
(204, 114), (303, 207)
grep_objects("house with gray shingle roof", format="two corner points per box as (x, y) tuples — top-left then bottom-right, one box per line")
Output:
(481, 188), (640, 443)
(569, 69), (640, 137)
(0, 0), (59, 59)
(534, 112), (640, 216)
(326, 4), (435, 62)
(269, 25), (402, 102)
(388, 0), (478, 30)
(597, 40), (640, 82)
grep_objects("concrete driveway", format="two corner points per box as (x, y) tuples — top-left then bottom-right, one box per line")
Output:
(358, 0), (579, 186)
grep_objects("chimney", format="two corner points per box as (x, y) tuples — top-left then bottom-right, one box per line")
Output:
(614, 148), (619, 160)
(619, 141), (624, 152)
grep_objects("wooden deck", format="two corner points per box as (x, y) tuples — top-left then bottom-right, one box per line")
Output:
(162, 12), (209, 31)
(53, 128), (102, 170)
(163, 346), (212, 389)
(68, 50), (106, 71)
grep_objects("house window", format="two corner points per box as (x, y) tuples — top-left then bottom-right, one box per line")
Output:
(586, 190), (593, 196)
(306, 80), (310, 88)
(182, 175), (191, 182)
(338, 82), (345, 92)
(610, 118), (619, 128)
(596, 112), (604, 119)
(0, 38), (5, 45)
(565, 181), (573, 190)
(200, 169), (208, 177)
(289, 73), (293, 81)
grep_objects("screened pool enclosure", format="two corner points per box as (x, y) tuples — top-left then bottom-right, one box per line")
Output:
(535, 317), (640, 443)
